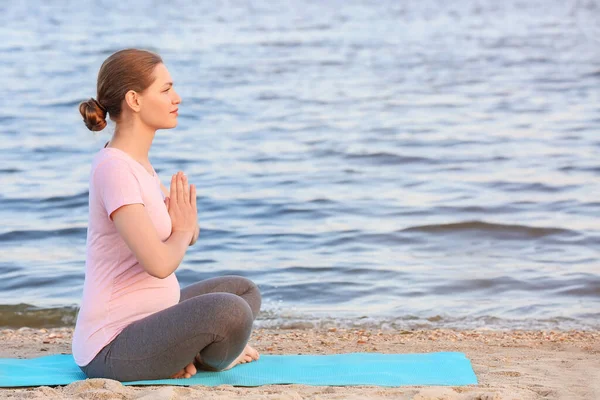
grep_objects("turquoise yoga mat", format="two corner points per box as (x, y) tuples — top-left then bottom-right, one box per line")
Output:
(0, 352), (478, 388)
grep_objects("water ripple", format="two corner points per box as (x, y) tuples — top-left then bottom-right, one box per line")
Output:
(0, 0), (598, 330)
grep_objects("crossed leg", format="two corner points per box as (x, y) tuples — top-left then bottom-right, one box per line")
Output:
(171, 275), (262, 378)
(80, 275), (262, 382)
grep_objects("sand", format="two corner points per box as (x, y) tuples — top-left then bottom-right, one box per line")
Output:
(0, 326), (599, 400)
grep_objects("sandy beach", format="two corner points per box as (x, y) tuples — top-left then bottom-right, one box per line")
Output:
(0, 327), (598, 400)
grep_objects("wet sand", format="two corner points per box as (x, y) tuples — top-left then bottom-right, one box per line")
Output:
(1, 327), (599, 399)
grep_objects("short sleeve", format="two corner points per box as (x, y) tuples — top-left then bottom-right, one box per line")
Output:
(93, 158), (145, 221)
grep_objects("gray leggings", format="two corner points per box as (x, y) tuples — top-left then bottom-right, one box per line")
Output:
(79, 275), (261, 382)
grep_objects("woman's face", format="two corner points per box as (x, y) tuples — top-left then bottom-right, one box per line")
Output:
(138, 63), (181, 130)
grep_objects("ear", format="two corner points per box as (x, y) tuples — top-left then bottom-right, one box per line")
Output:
(124, 90), (142, 113)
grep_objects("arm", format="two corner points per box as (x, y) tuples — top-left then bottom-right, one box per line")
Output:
(112, 204), (193, 279)
(160, 180), (199, 246)
(96, 160), (192, 279)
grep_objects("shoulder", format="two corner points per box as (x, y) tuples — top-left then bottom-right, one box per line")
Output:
(93, 149), (134, 172)
(92, 153), (139, 184)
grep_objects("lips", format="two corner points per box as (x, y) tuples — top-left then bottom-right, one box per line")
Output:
(170, 108), (179, 114)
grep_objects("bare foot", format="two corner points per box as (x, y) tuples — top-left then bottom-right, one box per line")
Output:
(223, 344), (260, 371)
(170, 361), (197, 379)
(195, 344), (260, 372)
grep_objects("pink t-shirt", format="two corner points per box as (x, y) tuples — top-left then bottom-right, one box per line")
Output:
(72, 147), (180, 367)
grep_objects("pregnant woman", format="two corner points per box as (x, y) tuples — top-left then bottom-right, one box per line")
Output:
(72, 48), (261, 382)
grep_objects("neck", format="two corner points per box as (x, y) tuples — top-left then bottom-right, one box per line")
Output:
(107, 118), (156, 164)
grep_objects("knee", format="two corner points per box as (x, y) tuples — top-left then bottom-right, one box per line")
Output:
(219, 274), (261, 294)
(247, 278), (261, 298)
(242, 277), (262, 316)
(220, 293), (255, 334)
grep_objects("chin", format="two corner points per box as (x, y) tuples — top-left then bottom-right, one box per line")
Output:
(159, 122), (178, 130)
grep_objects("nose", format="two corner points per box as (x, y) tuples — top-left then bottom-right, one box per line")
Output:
(173, 90), (182, 105)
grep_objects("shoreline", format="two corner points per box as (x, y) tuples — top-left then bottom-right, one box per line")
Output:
(1, 327), (598, 399)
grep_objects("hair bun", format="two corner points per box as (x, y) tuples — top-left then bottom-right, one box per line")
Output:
(79, 98), (107, 131)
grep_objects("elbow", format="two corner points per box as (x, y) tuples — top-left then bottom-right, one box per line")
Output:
(151, 268), (170, 280)
(151, 243), (175, 279)
(150, 269), (169, 280)
(141, 255), (171, 280)
(139, 243), (177, 279)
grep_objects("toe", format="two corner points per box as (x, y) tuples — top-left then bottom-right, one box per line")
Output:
(185, 362), (197, 376)
(170, 370), (184, 379)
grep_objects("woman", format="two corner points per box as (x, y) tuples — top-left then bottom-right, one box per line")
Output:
(72, 48), (261, 382)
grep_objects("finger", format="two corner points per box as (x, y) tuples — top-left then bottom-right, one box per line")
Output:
(170, 174), (177, 206)
(190, 184), (197, 212)
(182, 173), (190, 205)
(176, 171), (184, 204)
